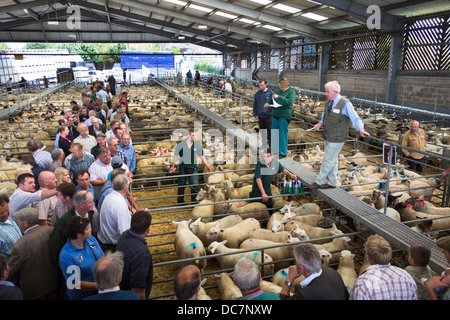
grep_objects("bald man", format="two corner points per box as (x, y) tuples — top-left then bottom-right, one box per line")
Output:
(173, 265), (202, 300)
(401, 120), (426, 173)
(32, 171), (59, 226)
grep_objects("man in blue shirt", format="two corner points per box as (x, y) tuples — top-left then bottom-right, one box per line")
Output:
(119, 132), (136, 173)
(253, 79), (273, 148)
(310, 81), (370, 189)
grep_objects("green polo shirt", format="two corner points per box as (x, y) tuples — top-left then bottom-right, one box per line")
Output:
(174, 139), (203, 169)
(251, 158), (284, 197)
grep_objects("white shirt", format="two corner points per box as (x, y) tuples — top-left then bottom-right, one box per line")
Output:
(88, 159), (113, 200)
(32, 188), (58, 224)
(97, 190), (130, 244)
(74, 134), (97, 154)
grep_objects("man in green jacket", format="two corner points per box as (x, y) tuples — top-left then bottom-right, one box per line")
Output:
(264, 78), (296, 157)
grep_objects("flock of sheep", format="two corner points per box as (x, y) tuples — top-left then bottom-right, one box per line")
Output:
(1, 80), (449, 300)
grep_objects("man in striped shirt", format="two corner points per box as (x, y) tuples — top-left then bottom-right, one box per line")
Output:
(350, 234), (417, 300)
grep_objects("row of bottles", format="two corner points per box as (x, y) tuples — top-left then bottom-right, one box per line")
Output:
(283, 179), (304, 194)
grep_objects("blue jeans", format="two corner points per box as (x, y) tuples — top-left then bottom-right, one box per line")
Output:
(315, 141), (345, 187)
(271, 117), (290, 156)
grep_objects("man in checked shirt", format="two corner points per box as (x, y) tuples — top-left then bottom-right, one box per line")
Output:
(350, 234), (417, 300)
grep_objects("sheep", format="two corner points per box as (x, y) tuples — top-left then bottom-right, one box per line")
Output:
(336, 250), (357, 291)
(207, 169), (225, 185)
(406, 177), (439, 201)
(207, 240), (274, 275)
(222, 178), (252, 200)
(395, 202), (450, 232)
(235, 173), (254, 188)
(378, 207), (401, 222)
(172, 220), (207, 270)
(292, 212), (324, 227)
(266, 212), (285, 232)
(409, 195), (450, 216)
(206, 218), (261, 248)
(197, 278), (212, 300)
(221, 201), (270, 220)
(271, 268), (304, 293)
(293, 222), (340, 244)
(248, 229), (294, 243)
(260, 280), (289, 295)
(208, 185), (229, 215)
(283, 221), (310, 241)
(191, 189), (215, 222)
(314, 233), (351, 264)
(240, 238), (300, 271)
(189, 215), (243, 246)
(320, 249), (333, 267)
(279, 201), (320, 216)
(280, 203), (322, 224)
(214, 272), (242, 300)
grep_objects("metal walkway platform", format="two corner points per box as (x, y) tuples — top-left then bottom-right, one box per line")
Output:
(156, 78), (448, 274)
(279, 157), (448, 274)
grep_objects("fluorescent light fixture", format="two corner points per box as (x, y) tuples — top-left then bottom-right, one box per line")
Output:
(178, 36), (186, 39)
(273, 3), (301, 14)
(68, 34), (77, 38)
(263, 24), (283, 31)
(198, 25), (207, 29)
(188, 4), (212, 13)
(302, 12), (327, 21)
(306, 0), (322, 5)
(23, 8), (29, 13)
(214, 11), (238, 19)
(239, 18), (260, 25)
(249, 0), (272, 5)
(47, 21), (60, 25)
(163, 0), (187, 5)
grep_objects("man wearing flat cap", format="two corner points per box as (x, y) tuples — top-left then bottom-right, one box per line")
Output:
(425, 236), (450, 300)
(7, 208), (60, 300)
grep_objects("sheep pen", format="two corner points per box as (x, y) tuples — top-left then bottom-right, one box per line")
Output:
(1, 80), (449, 300)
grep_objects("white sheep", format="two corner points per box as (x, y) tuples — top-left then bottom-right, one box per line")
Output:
(292, 213), (324, 227)
(283, 221), (310, 241)
(378, 207), (401, 222)
(214, 272), (242, 300)
(208, 240), (274, 275)
(191, 190), (215, 222)
(267, 212), (285, 232)
(336, 250), (357, 291)
(240, 238), (300, 271)
(248, 229), (294, 243)
(319, 249), (332, 267)
(197, 278), (212, 300)
(260, 280), (289, 295)
(293, 222), (340, 244)
(222, 178), (252, 199)
(221, 201), (270, 220)
(189, 215), (243, 246)
(172, 220), (207, 270)
(206, 218), (261, 248)
(314, 233), (351, 264)
(271, 268), (304, 293)
(280, 201), (320, 216)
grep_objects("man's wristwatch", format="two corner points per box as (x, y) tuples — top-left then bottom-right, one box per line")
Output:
(285, 280), (292, 286)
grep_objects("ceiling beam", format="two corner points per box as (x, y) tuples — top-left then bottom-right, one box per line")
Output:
(102, 0), (285, 47)
(316, 0), (403, 33)
(191, 0), (326, 40)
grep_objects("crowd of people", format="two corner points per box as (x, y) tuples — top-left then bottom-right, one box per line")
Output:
(0, 80), (152, 300)
(0, 76), (449, 302)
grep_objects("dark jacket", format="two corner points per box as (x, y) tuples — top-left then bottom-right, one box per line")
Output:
(279, 267), (349, 300)
(253, 88), (273, 119)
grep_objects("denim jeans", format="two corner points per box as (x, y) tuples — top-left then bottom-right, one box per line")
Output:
(315, 141), (345, 187)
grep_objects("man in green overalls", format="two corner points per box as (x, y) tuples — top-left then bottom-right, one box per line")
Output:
(170, 129), (212, 204)
(250, 148), (297, 209)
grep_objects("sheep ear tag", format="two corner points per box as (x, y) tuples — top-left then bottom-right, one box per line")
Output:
(407, 204), (412, 209)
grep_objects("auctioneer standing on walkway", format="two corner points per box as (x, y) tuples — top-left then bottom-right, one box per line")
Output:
(309, 81), (370, 190)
